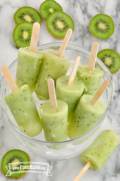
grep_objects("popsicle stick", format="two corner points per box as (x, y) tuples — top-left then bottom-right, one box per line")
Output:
(29, 22), (40, 52)
(91, 80), (109, 105)
(68, 56), (81, 85)
(74, 162), (91, 181)
(47, 78), (57, 108)
(88, 42), (99, 71)
(1, 66), (18, 92)
(57, 29), (72, 57)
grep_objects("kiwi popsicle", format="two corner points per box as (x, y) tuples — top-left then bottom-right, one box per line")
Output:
(56, 56), (84, 121)
(4, 84), (42, 137)
(77, 42), (104, 95)
(35, 50), (70, 100)
(16, 22), (44, 92)
(39, 99), (68, 142)
(80, 130), (119, 170)
(35, 28), (72, 100)
(16, 47), (44, 92)
(77, 64), (103, 95)
(56, 75), (84, 121)
(68, 94), (106, 139)
(68, 80), (109, 139)
(39, 78), (68, 142)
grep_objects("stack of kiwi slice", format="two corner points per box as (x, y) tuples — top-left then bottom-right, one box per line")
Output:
(1, 149), (30, 179)
(13, 1), (74, 47)
(39, 0), (74, 39)
(13, 6), (42, 48)
(89, 14), (120, 74)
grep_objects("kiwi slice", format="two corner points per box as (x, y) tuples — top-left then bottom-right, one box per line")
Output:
(46, 11), (74, 39)
(40, 0), (63, 20)
(1, 149), (30, 179)
(13, 22), (33, 48)
(89, 14), (114, 39)
(97, 49), (120, 73)
(14, 6), (42, 24)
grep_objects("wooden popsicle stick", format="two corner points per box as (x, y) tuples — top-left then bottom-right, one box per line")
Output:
(88, 42), (99, 71)
(47, 78), (57, 108)
(74, 162), (91, 181)
(68, 56), (80, 85)
(57, 29), (72, 57)
(91, 80), (109, 105)
(29, 22), (40, 52)
(1, 66), (18, 92)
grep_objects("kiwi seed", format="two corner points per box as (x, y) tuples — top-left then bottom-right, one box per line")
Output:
(14, 6), (42, 24)
(40, 0), (63, 20)
(46, 11), (74, 39)
(1, 149), (30, 179)
(13, 22), (33, 48)
(89, 14), (114, 39)
(97, 49), (120, 73)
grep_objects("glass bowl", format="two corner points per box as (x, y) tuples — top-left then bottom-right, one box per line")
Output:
(0, 42), (113, 161)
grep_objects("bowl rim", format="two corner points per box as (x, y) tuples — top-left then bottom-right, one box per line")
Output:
(0, 42), (114, 145)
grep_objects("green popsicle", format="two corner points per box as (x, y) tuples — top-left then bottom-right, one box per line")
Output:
(16, 47), (44, 93)
(39, 100), (68, 142)
(4, 84), (42, 137)
(77, 64), (104, 95)
(68, 94), (106, 139)
(56, 75), (84, 121)
(35, 50), (70, 100)
(80, 130), (119, 170)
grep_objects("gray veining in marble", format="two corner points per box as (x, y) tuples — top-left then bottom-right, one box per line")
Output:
(0, 0), (120, 181)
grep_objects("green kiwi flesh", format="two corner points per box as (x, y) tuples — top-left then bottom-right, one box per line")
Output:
(46, 11), (74, 39)
(89, 14), (114, 39)
(14, 6), (42, 24)
(1, 149), (30, 179)
(13, 22), (33, 48)
(40, 0), (63, 20)
(97, 49), (120, 73)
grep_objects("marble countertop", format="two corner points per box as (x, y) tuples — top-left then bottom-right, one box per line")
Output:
(0, 0), (120, 181)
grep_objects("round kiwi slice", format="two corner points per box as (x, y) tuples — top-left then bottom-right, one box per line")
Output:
(97, 49), (120, 73)
(89, 14), (114, 39)
(13, 22), (33, 48)
(39, 0), (63, 20)
(14, 6), (42, 24)
(46, 11), (74, 39)
(1, 149), (30, 179)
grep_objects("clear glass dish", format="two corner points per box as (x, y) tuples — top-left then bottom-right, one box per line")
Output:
(0, 42), (114, 161)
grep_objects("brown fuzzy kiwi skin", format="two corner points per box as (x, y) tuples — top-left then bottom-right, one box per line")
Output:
(1, 150), (31, 179)
(46, 15), (74, 39)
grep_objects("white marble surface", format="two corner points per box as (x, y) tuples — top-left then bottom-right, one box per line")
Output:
(0, 0), (120, 181)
